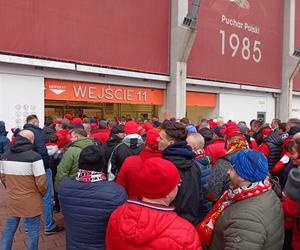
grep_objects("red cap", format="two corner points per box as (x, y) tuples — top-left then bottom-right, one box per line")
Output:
(73, 117), (83, 125)
(261, 128), (273, 136)
(124, 121), (139, 134)
(64, 114), (73, 121)
(145, 129), (159, 150)
(136, 157), (180, 199)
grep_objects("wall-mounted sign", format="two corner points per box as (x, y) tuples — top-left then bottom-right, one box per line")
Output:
(45, 79), (164, 105)
(188, 0), (284, 88)
(186, 92), (217, 107)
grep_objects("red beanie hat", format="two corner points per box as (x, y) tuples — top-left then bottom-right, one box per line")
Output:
(64, 114), (73, 121)
(90, 123), (98, 130)
(136, 157), (180, 199)
(144, 122), (154, 132)
(73, 117), (83, 125)
(224, 122), (244, 140)
(53, 118), (62, 125)
(208, 120), (218, 129)
(261, 128), (273, 136)
(145, 129), (159, 149)
(124, 121), (139, 134)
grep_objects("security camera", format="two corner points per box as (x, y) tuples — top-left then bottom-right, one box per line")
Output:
(293, 48), (300, 58)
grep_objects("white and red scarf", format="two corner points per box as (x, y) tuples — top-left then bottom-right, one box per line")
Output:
(197, 177), (272, 246)
(76, 169), (106, 183)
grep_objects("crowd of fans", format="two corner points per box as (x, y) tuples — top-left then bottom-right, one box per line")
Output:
(1, 113), (300, 249)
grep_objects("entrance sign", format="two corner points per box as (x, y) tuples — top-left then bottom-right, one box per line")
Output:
(45, 79), (164, 105)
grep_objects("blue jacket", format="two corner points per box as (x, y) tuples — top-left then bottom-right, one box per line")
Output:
(194, 155), (212, 221)
(59, 178), (127, 250)
(0, 121), (10, 157)
(23, 123), (49, 167)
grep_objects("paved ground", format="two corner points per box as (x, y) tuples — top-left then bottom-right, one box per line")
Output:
(0, 185), (66, 250)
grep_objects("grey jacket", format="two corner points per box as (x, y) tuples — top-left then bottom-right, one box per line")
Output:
(207, 155), (231, 201)
(209, 190), (284, 250)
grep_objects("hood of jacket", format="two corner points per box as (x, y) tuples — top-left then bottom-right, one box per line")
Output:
(0, 121), (7, 136)
(140, 147), (163, 161)
(122, 134), (144, 149)
(111, 202), (178, 246)
(69, 137), (94, 149)
(11, 135), (33, 153)
(162, 141), (196, 170)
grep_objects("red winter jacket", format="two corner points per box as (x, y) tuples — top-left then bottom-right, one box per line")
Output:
(92, 129), (111, 144)
(56, 129), (70, 149)
(106, 200), (202, 250)
(116, 147), (162, 199)
(205, 139), (226, 166)
(282, 197), (300, 250)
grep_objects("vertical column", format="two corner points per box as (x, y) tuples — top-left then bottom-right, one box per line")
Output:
(167, 0), (197, 119)
(280, 0), (299, 121)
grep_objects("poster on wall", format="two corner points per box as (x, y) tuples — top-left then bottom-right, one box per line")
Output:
(13, 104), (37, 129)
(188, 0), (284, 88)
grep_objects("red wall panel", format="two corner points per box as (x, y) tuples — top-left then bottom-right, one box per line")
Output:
(188, 0), (284, 88)
(295, 73), (300, 91)
(0, 0), (169, 74)
(294, 0), (300, 91)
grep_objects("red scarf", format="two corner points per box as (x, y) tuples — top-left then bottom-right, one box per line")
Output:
(76, 169), (106, 183)
(197, 177), (272, 246)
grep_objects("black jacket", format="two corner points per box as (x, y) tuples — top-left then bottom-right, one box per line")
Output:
(264, 131), (283, 170)
(104, 134), (123, 164)
(110, 134), (144, 175)
(24, 123), (49, 168)
(163, 141), (203, 226)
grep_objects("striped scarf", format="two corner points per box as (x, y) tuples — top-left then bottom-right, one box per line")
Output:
(76, 169), (106, 183)
(197, 177), (272, 246)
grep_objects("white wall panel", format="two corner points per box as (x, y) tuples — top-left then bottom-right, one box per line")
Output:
(0, 73), (44, 137)
(219, 93), (275, 126)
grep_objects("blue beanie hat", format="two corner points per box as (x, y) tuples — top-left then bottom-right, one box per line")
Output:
(186, 125), (197, 134)
(230, 149), (268, 183)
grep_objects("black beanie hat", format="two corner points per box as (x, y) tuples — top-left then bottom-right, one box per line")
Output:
(78, 145), (106, 172)
(111, 125), (124, 135)
(289, 126), (300, 136)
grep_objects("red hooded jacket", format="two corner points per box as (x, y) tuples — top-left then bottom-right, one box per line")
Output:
(116, 147), (162, 199)
(106, 200), (202, 250)
(92, 129), (111, 144)
(205, 139), (226, 166)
